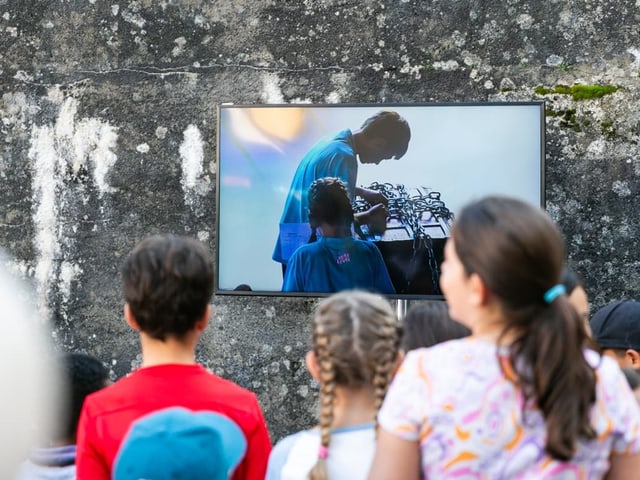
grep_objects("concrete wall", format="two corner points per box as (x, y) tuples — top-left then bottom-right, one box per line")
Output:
(1, 0), (638, 440)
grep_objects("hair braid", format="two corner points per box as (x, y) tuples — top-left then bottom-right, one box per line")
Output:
(309, 328), (335, 480)
(307, 290), (401, 480)
(370, 321), (402, 429)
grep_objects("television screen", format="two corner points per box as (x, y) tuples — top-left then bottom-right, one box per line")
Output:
(216, 102), (544, 299)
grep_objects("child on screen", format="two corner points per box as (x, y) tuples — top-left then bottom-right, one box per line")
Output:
(282, 177), (394, 294)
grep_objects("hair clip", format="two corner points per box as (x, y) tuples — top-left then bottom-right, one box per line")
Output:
(318, 445), (329, 460)
(543, 284), (566, 304)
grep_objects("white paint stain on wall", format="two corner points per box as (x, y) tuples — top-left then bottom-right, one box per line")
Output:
(28, 125), (62, 320)
(27, 96), (118, 320)
(180, 124), (204, 195)
(261, 73), (285, 104)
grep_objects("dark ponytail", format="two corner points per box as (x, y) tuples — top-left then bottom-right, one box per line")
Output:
(453, 196), (597, 461)
(500, 297), (596, 459)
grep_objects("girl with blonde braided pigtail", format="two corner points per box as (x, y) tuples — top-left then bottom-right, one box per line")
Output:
(266, 290), (403, 480)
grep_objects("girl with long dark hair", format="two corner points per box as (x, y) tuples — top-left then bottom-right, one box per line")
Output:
(369, 196), (640, 479)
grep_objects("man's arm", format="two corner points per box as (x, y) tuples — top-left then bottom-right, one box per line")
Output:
(76, 405), (111, 480)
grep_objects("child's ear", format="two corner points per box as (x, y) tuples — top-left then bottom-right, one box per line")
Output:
(469, 272), (491, 306)
(194, 305), (211, 333)
(124, 303), (141, 331)
(305, 350), (321, 381)
(626, 349), (640, 367)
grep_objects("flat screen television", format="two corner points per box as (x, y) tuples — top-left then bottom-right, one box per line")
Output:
(216, 102), (545, 299)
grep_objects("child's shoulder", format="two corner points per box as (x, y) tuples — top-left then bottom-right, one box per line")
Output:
(267, 429), (318, 480)
(404, 337), (498, 374)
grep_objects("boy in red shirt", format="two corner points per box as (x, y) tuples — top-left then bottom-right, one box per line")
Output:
(76, 234), (271, 479)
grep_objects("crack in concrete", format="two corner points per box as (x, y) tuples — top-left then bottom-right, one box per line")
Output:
(77, 63), (355, 76)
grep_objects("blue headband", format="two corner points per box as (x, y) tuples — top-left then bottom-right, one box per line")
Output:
(543, 284), (566, 303)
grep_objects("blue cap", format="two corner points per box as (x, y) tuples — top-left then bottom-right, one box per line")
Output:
(113, 407), (247, 480)
(590, 300), (640, 351)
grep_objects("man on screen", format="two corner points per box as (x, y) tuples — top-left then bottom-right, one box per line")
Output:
(272, 110), (411, 270)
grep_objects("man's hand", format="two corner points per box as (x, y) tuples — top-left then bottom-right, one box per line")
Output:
(356, 187), (389, 208)
(355, 204), (388, 236)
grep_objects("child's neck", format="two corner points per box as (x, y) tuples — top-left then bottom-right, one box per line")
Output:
(329, 386), (377, 428)
(319, 224), (352, 239)
(139, 332), (198, 368)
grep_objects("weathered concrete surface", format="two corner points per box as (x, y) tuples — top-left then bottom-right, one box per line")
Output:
(1, 0), (639, 440)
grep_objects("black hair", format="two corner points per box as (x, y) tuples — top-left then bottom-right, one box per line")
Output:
(58, 353), (109, 442)
(121, 234), (214, 341)
(622, 368), (640, 390)
(402, 301), (470, 351)
(561, 267), (585, 295)
(360, 111), (411, 158)
(308, 177), (354, 231)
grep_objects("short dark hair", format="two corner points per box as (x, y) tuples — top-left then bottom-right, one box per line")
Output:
(402, 301), (470, 351)
(58, 353), (109, 442)
(122, 234), (214, 341)
(561, 267), (584, 295)
(622, 367), (640, 390)
(308, 177), (354, 229)
(360, 111), (411, 158)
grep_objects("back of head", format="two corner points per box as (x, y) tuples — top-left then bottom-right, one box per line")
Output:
(309, 290), (401, 480)
(113, 407), (247, 480)
(622, 367), (640, 390)
(561, 266), (590, 329)
(454, 196), (564, 312)
(402, 301), (470, 351)
(360, 111), (411, 158)
(57, 353), (109, 443)
(452, 195), (596, 461)
(312, 290), (401, 390)
(308, 177), (354, 230)
(121, 234), (214, 341)
(561, 267), (584, 295)
(590, 300), (640, 352)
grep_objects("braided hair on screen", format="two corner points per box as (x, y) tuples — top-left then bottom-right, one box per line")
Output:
(308, 290), (402, 480)
(307, 177), (354, 243)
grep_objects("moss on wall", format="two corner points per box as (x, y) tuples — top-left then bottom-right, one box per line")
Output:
(535, 84), (620, 101)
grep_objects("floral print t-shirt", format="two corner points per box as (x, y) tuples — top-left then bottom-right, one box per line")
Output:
(378, 337), (640, 479)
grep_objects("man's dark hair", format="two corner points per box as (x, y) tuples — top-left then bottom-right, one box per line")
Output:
(121, 234), (214, 341)
(58, 353), (109, 442)
(360, 111), (411, 158)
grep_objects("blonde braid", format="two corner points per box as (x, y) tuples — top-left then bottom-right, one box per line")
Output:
(309, 328), (335, 480)
(370, 319), (402, 430)
(306, 291), (402, 479)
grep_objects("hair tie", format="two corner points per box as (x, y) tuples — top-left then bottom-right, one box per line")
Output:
(318, 445), (329, 460)
(544, 284), (566, 303)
